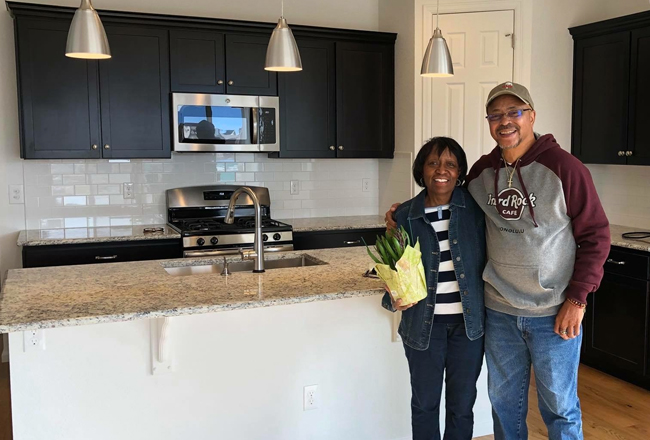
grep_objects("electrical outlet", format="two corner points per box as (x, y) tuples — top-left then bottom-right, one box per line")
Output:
(9, 185), (24, 204)
(23, 329), (45, 352)
(303, 384), (318, 410)
(123, 182), (134, 199)
(290, 180), (299, 195)
(362, 178), (370, 192)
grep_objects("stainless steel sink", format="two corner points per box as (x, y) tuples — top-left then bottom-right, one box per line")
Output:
(164, 255), (326, 277)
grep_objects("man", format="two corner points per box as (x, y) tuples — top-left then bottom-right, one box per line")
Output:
(385, 82), (610, 439)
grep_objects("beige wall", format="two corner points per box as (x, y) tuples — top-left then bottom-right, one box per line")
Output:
(0, 1), (381, 283)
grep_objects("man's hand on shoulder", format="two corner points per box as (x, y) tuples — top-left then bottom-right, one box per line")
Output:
(384, 203), (400, 231)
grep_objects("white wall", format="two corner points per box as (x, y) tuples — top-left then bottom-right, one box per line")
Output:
(0, 0), (382, 282)
(8, 297), (418, 440)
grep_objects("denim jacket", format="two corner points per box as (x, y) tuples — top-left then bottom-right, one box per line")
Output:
(382, 187), (486, 350)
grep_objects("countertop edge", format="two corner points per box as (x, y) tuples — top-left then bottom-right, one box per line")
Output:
(0, 288), (383, 334)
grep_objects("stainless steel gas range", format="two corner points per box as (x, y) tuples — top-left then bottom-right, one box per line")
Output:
(166, 185), (293, 258)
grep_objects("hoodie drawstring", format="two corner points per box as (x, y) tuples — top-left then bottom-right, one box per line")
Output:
(516, 166), (539, 228)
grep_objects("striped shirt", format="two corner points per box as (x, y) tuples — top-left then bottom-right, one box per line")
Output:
(424, 205), (464, 324)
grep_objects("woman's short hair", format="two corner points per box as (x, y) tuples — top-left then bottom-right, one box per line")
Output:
(412, 137), (468, 188)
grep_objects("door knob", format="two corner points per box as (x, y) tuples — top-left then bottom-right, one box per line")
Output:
(91, 144), (98, 150)
(338, 145), (344, 151)
(228, 80), (234, 86)
(618, 151), (624, 157)
(329, 146), (335, 151)
(104, 144), (110, 150)
(217, 80), (224, 85)
(626, 151), (633, 157)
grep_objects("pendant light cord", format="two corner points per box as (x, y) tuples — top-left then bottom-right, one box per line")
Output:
(281, 0), (284, 18)
(436, 0), (440, 29)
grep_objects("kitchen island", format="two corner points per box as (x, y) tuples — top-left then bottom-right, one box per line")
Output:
(0, 247), (495, 440)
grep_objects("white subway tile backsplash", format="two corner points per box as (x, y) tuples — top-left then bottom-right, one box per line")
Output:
(23, 155), (379, 227)
(51, 164), (74, 174)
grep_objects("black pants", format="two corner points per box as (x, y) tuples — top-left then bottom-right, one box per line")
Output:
(403, 323), (484, 440)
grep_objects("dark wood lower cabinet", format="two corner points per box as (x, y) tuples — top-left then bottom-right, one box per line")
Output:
(293, 228), (384, 251)
(22, 240), (182, 268)
(581, 246), (650, 390)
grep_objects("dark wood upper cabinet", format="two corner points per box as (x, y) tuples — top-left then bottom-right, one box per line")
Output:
(336, 42), (394, 159)
(16, 18), (101, 159)
(571, 32), (630, 164)
(628, 26), (650, 165)
(170, 30), (225, 94)
(9, 2), (396, 160)
(570, 11), (650, 166)
(273, 40), (395, 159)
(99, 26), (171, 159)
(224, 34), (277, 96)
(274, 39), (336, 159)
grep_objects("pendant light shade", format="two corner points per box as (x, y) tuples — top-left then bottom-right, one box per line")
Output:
(66, 0), (111, 60)
(420, 0), (453, 77)
(265, 17), (302, 72)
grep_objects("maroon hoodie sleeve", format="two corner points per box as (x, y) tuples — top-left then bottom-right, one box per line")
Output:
(548, 153), (610, 304)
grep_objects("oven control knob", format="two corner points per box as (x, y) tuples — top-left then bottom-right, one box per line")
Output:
(273, 233), (282, 241)
(262, 234), (269, 242)
(210, 237), (219, 245)
(196, 238), (205, 246)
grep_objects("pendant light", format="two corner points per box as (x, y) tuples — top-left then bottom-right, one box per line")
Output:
(66, 0), (111, 60)
(421, 0), (453, 77)
(265, 0), (302, 72)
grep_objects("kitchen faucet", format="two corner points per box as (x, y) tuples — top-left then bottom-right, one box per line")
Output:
(224, 187), (265, 273)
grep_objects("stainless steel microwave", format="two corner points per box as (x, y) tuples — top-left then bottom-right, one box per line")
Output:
(172, 93), (279, 153)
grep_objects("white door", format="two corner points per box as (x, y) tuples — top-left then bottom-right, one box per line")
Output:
(423, 10), (515, 167)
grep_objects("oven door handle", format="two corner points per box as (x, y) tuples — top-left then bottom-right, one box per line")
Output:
(183, 244), (293, 259)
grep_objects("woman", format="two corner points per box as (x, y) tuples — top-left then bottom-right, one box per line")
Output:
(383, 137), (486, 440)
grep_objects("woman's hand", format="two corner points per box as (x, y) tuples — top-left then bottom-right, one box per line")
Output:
(384, 203), (400, 231)
(386, 285), (415, 311)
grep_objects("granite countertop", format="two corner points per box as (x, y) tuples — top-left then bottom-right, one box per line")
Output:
(610, 224), (650, 253)
(0, 247), (383, 333)
(279, 215), (386, 232)
(17, 225), (181, 246)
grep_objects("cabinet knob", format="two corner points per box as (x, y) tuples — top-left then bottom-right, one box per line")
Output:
(618, 151), (625, 157)
(228, 80), (234, 86)
(626, 150), (633, 157)
(338, 145), (344, 151)
(91, 144), (98, 150)
(329, 146), (335, 151)
(104, 144), (110, 150)
(217, 80), (224, 85)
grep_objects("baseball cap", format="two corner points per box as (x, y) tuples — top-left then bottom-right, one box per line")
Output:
(486, 81), (534, 111)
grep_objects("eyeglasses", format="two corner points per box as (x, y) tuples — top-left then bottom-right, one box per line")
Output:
(485, 108), (532, 123)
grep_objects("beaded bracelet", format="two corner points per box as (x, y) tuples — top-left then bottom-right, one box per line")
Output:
(566, 298), (586, 309)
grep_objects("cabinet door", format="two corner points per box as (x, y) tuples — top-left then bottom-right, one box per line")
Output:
(99, 26), (171, 158)
(628, 26), (650, 166)
(22, 240), (182, 268)
(583, 273), (648, 375)
(336, 42), (394, 159)
(571, 32), (630, 164)
(224, 34), (277, 96)
(293, 228), (385, 251)
(275, 39), (336, 158)
(170, 30), (225, 93)
(16, 18), (101, 159)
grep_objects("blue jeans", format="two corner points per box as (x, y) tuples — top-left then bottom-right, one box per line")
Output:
(485, 308), (583, 440)
(403, 323), (484, 440)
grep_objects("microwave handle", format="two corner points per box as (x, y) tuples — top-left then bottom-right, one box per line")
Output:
(252, 107), (259, 145)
